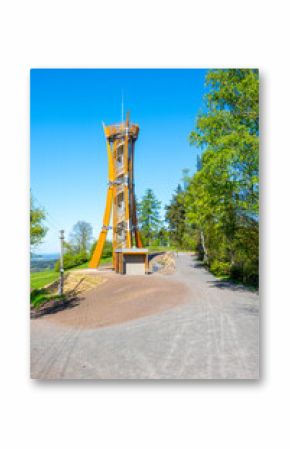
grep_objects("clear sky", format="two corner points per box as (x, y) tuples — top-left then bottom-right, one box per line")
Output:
(30, 68), (207, 253)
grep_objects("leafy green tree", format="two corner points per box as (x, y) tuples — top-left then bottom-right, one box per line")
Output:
(69, 221), (93, 256)
(30, 193), (48, 248)
(55, 221), (94, 271)
(190, 69), (259, 221)
(186, 69), (259, 284)
(137, 189), (161, 246)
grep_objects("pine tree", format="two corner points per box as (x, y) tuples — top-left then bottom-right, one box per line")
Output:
(165, 184), (186, 248)
(137, 189), (161, 246)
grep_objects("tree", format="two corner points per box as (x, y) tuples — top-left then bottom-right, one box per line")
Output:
(69, 221), (93, 256)
(186, 69), (259, 284)
(189, 69), (259, 221)
(54, 222), (94, 271)
(165, 184), (186, 248)
(30, 193), (48, 248)
(165, 181), (196, 250)
(155, 226), (169, 247)
(137, 189), (161, 246)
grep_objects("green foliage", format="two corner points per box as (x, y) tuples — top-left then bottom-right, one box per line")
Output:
(90, 240), (113, 259)
(30, 289), (49, 308)
(30, 288), (65, 309)
(155, 226), (169, 247)
(165, 184), (194, 249)
(185, 69), (259, 286)
(210, 260), (231, 278)
(30, 193), (48, 247)
(53, 221), (95, 272)
(137, 189), (162, 246)
(69, 221), (93, 255)
(165, 184), (185, 247)
(54, 250), (88, 272)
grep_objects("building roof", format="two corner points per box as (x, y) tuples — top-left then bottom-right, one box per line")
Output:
(114, 248), (148, 253)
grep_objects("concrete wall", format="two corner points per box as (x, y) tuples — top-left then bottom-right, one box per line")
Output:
(124, 255), (146, 275)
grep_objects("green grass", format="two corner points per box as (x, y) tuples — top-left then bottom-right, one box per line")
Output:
(70, 256), (112, 271)
(30, 271), (59, 290)
(30, 256), (113, 290)
(30, 288), (65, 309)
(99, 256), (112, 265)
(69, 261), (89, 270)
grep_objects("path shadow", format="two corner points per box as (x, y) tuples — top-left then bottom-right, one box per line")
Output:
(190, 261), (205, 269)
(190, 255), (258, 294)
(31, 295), (85, 319)
(236, 303), (259, 316)
(148, 252), (165, 262)
(207, 279), (258, 293)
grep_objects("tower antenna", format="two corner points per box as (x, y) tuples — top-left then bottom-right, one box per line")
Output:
(121, 90), (124, 124)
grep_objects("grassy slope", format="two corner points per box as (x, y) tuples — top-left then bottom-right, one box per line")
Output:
(30, 257), (112, 290)
(30, 271), (60, 290)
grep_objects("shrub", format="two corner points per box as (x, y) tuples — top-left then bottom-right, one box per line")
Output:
(90, 240), (113, 259)
(54, 250), (88, 272)
(210, 260), (231, 278)
(241, 260), (259, 286)
(230, 263), (243, 282)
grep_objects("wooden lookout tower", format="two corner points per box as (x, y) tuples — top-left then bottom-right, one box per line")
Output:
(89, 112), (148, 274)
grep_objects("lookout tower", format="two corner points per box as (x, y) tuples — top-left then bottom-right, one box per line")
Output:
(89, 112), (148, 274)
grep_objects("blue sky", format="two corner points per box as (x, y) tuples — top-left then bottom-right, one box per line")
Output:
(30, 69), (207, 253)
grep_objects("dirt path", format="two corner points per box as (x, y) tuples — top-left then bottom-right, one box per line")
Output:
(30, 253), (259, 379)
(39, 274), (188, 328)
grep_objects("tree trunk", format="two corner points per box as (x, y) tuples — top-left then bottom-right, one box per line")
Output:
(200, 230), (208, 264)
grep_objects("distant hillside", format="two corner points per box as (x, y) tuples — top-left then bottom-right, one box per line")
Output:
(30, 253), (59, 272)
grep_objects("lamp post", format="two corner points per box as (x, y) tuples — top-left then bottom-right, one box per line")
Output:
(58, 230), (64, 295)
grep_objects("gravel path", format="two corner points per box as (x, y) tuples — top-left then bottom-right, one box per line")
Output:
(30, 253), (259, 379)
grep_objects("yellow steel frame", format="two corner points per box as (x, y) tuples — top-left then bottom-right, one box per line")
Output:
(89, 127), (114, 268)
